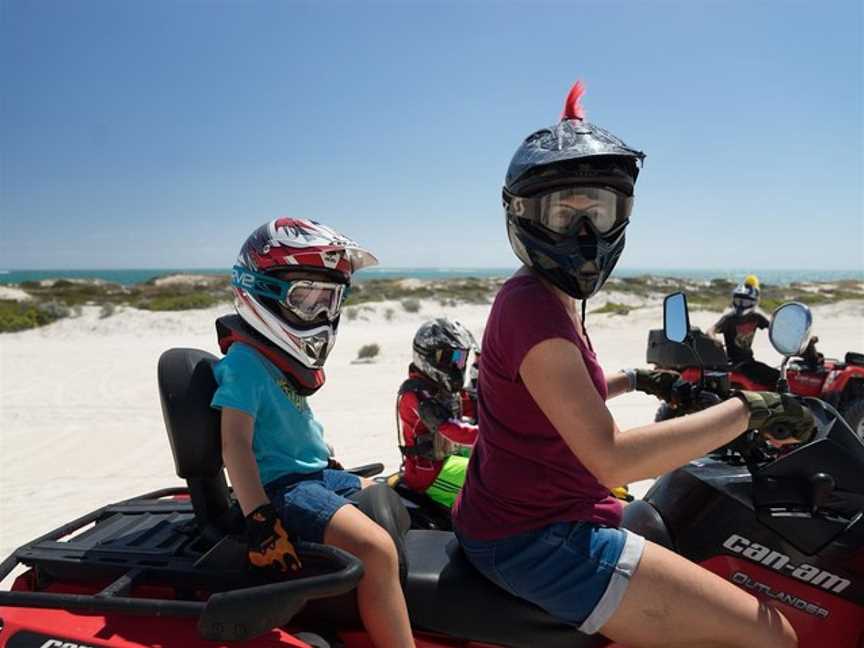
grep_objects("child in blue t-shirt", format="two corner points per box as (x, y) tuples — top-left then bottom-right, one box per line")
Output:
(211, 218), (414, 647)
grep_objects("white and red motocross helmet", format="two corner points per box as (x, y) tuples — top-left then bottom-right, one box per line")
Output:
(227, 218), (378, 389)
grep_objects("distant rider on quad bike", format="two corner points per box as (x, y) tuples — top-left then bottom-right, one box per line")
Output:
(212, 218), (414, 648)
(709, 275), (781, 387)
(451, 81), (813, 648)
(397, 318), (478, 508)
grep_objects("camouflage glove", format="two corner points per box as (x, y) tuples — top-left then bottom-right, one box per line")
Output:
(246, 503), (301, 578)
(733, 391), (816, 443)
(634, 369), (681, 402)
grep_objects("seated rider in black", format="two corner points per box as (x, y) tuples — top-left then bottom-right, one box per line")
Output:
(709, 275), (780, 388)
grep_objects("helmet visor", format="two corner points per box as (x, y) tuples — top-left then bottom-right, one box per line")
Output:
(507, 186), (632, 236)
(733, 295), (756, 310)
(432, 347), (469, 372)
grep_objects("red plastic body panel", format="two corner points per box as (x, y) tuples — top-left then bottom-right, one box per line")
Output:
(4, 552), (860, 648)
(697, 555), (864, 648)
(0, 608), (312, 648)
(785, 369), (828, 397)
(823, 365), (864, 397)
(727, 374), (771, 390)
(0, 615), (501, 648)
(679, 367), (771, 391)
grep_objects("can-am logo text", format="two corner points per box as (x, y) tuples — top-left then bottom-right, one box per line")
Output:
(723, 533), (850, 593)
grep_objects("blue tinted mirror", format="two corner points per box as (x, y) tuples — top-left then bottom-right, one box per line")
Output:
(663, 292), (690, 344)
(769, 302), (812, 356)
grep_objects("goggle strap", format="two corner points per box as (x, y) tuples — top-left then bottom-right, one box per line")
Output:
(232, 266), (290, 301)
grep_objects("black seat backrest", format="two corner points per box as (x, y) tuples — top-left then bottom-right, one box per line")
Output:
(845, 351), (864, 367)
(158, 348), (234, 537)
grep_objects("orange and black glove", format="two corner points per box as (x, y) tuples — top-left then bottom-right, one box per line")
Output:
(246, 503), (302, 578)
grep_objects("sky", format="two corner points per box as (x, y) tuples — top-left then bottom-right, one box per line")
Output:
(1, 0), (862, 271)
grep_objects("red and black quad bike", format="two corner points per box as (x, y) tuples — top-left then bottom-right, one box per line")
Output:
(785, 337), (864, 439)
(2, 298), (863, 648)
(646, 312), (864, 438)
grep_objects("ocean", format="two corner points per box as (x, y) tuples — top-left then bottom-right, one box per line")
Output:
(0, 267), (861, 287)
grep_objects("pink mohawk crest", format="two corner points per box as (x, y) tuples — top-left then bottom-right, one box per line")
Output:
(561, 80), (586, 121)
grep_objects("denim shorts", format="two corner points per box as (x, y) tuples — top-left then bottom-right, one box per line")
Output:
(264, 469), (362, 544)
(457, 522), (645, 634)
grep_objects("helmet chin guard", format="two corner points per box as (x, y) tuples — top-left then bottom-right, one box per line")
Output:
(216, 315), (326, 396)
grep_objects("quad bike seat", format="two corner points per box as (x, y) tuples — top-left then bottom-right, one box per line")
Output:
(403, 530), (605, 648)
(300, 482), (605, 647)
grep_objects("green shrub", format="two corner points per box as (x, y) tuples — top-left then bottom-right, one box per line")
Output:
(100, 303), (116, 319)
(401, 298), (421, 313)
(38, 301), (71, 319)
(384, 308), (395, 321)
(591, 302), (632, 316)
(357, 343), (380, 359)
(0, 300), (67, 333)
(345, 308), (359, 321)
(138, 293), (222, 311)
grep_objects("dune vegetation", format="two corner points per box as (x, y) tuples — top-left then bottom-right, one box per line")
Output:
(1, 273), (861, 333)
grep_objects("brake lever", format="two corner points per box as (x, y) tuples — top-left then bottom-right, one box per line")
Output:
(668, 378), (695, 410)
(669, 379), (722, 414)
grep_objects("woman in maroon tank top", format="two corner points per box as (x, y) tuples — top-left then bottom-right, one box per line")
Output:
(451, 82), (809, 648)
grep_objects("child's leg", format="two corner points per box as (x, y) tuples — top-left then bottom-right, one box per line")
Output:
(324, 504), (415, 648)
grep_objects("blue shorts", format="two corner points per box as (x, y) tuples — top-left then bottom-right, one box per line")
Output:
(457, 522), (645, 634)
(264, 469), (362, 544)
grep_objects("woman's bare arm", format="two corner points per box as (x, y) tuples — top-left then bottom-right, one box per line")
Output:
(605, 371), (631, 399)
(521, 338), (750, 487)
(220, 407), (270, 516)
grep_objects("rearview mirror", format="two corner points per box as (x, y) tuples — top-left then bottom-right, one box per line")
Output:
(769, 302), (812, 357)
(663, 292), (690, 344)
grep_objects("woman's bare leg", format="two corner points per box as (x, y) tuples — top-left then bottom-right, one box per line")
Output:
(599, 541), (797, 648)
(324, 504), (414, 648)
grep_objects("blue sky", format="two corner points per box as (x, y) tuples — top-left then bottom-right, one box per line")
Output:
(1, 0), (861, 271)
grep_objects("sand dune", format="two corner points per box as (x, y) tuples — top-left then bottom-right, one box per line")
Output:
(1, 291), (862, 586)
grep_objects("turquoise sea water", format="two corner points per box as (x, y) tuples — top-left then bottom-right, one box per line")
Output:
(0, 267), (861, 286)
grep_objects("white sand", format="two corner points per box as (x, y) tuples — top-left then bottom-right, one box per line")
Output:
(1, 294), (863, 587)
(0, 286), (32, 301)
(151, 274), (226, 287)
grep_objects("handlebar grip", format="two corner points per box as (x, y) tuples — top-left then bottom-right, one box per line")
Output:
(762, 421), (792, 440)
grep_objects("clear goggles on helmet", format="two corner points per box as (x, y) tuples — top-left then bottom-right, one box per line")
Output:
(232, 266), (349, 323)
(505, 186), (633, 236)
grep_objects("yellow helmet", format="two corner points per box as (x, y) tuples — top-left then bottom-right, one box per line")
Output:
(744, 274), (760, 289)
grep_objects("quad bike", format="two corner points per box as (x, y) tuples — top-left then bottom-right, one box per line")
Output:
(1, 299), (862, 647)
(647, 312), (864, 438)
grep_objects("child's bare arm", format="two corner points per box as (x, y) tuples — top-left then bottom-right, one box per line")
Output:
(220, 407), (269, 515)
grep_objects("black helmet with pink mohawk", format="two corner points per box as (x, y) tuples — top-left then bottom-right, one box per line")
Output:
(217, 218), (378, 395)
(504, 82), (645, 299)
